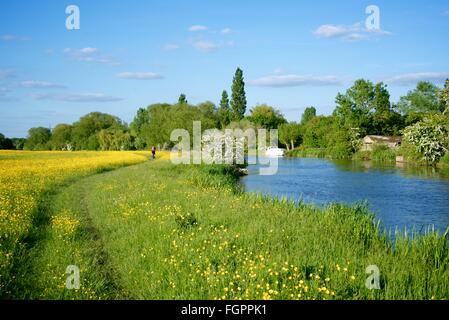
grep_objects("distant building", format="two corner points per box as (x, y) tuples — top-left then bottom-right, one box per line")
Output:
(361, 135), (402, 151)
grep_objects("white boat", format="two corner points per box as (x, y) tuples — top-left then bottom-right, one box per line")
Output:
(265, 146), (285, 157)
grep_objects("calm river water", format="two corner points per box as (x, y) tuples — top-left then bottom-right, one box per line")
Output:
(242, 157), (449, 233)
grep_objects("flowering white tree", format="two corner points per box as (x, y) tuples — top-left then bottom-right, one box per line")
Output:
(201, 128), (255, 165)
(402, 115), (449, 164)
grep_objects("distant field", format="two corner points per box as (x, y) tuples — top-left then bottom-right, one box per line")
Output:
(1, 151), (449, 299)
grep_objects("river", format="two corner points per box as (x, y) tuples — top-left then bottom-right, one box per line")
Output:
(242, 157), (449, 233)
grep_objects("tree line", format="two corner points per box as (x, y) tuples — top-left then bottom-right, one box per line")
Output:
(1, 68), (449, 163)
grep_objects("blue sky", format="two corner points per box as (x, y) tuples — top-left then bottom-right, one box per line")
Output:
(1, 0), (449, 137)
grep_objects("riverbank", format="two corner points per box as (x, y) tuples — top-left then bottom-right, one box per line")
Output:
(3, 152), (448, 299)
(286, 147), (449, 168)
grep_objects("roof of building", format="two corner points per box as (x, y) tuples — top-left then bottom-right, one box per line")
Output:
(363, 135), (402, 143)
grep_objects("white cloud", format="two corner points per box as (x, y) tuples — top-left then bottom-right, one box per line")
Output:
(188, 25), (208, 32)
(63, 48), (119, 65)
(79, 47), (98, 54)
(30, 92), (124, 102)
(1, 35), (31, 41)
(314, 24), (357, 38)
(19, 80), (66, 89)
(313, 22), (391, 41)
(221, 28), (232, 34)
(192, 41), (219, 52)
(163, 43), (180, 50)
(384, 72), (449, 86)
(248, 74), (345, 87)
(116, 72), (163, 80)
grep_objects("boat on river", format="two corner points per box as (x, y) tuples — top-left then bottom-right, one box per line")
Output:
(265, 146), (285, 157)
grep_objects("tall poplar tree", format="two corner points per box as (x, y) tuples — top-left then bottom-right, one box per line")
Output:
(230, 68), (247, 121)
(218, 90), (231, 128)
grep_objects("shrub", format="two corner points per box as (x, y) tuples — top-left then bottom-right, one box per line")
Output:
(328, 145), (352, 159)
(402, 115), (449, 164)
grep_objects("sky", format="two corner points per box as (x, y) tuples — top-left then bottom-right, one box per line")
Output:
(1, 0), (449, 137)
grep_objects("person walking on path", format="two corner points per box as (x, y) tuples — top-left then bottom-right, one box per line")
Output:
(151, 146), (156, 159)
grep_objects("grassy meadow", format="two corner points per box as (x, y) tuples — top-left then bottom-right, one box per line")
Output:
(1, 150), (449, 299)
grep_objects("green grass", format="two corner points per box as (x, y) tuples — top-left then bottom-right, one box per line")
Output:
(286, 148), (330, 159)
(353, 145), (397, 163)
(440, 153), (449, 166)
(7, 158), (449, 300)
(286, 146), (352, 160)
(288, 145), (398, 163)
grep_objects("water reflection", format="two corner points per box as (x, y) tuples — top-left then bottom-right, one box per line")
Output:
(333, 159), (449, 181)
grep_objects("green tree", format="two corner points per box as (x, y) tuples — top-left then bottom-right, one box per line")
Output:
(71, 112), (124, 150)
(397, 81), (444, 115)
(333, 79), (376, 134)
(139, 104), (172, 149)
(440, 79), (449, 114)
(300, 107), (317, 125)
(217, 90), (231, 128)
(230, 68), (247, 121)
(301, 116), (353, 156)
(372, 82), (391, 113)
(50, 124), (73, 150)
(130, 108), (150, 149)
(279, 122), (301, 150)
(371, 82), (404, 135)
(11, 138), (26, 150)
(130, 108), (150, 134)
(138, 102), (216, 149)
(0, 133), (14, 150)
(98, 126), (133, 151)
(178, 94), (188, 105)
(226, 119), (255, 131)
(24, 127), (52, 150)
(302, 116), (335, 148)
(334, 79), (403, 136)
(198, 101), (218, 125)
(247, 104), (286, 129)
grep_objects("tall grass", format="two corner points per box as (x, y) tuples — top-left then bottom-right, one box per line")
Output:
(286, 147), (352, 160)
(440, 153), (449, 166)
(353, 144), (397, 163)
(286, 148), (329, 159)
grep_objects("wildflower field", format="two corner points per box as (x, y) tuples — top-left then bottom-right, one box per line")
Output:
(1, 151), (449, 299)
(0, 151), (150, 297)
